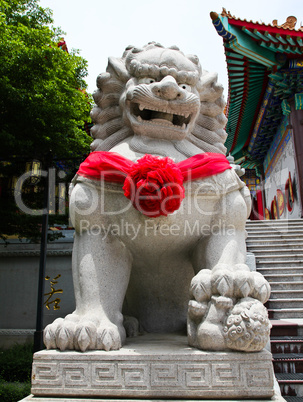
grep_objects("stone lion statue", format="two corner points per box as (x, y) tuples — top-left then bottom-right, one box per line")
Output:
(44, 42), (271, 352)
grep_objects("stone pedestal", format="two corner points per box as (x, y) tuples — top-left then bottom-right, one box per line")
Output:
(29, 334), (275, 400)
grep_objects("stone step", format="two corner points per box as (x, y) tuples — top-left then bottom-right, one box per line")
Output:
(247, 227), (303, 232)
(257, 262), (303, 268)
(246, 225), (303, 231)
(246, 238), (303, 246)
(248, 248), (303, 254)
(247, 224), (303, 228)
(247, 230), (303, 237)
(273, 353), (303, 373)
(246, 221), (303, 226)
(266, 274), (303, 282)
(246, 223), (303, 228)
(258, 264), (303, 270)
(248, 239), (303, 247)
(247, 232), (303, 238)
(276, 373), (303, 399)
(248, 244), (303, 251)
(246, 234), (303, 241)
(269, 308), (303, 319)
(248, 235), (303, 241)
(271, 337), (303, 354)
(245, 226), (303, 230)
(256, 253), (303, 260)
(247, 244), (303, 251)
(250, 248), (303, 257)
(269, 281), (303, 291)
(256, 260), (303, 268)
(270, 320), (298, 337)
(246, 221), (303, 227)
(258, 267), (303, 275)
(270, 290), (303, 299)
(20, 395), (287, 402)
(283, 397), (303, 402)
(247, 219), (303, 225)
(268, 298), (303, 309)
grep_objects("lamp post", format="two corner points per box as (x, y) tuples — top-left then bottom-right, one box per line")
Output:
(25, 160), (42, 186)
(32, 158), (53, 352)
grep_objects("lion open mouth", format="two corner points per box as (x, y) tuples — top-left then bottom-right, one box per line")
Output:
(131, 103), (191, 129)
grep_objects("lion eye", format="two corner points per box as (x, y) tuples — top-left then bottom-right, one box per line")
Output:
(179, 83), (191, 91)
(138, 77), (156, 84)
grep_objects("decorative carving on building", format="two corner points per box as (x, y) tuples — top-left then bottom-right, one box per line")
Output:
(272, 16), (303, 31)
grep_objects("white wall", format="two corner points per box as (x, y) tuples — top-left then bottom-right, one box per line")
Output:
(264, 122), (301, 219)
(0, 239), (75, 347)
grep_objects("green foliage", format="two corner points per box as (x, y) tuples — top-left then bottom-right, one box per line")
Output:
(0, 0), (92, 241)
(0, 381), (31, 402)
(0, 343), (33, 383)
(0, 0), (92, 160)
(0, 343), (32, 401)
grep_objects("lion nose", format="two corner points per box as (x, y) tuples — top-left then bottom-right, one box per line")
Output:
(152, 75), (184, 100)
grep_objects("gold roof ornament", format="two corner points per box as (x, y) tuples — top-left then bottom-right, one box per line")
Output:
(220, 8), (303, 32)
(221, 8), (233, 18)
(272, 16), (297, 29)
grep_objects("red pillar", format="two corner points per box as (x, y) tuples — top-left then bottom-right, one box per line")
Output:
(290, 103), (303, 217)
(256, 189), (264, 220)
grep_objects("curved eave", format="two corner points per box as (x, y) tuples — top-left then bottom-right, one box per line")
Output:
(224, 49), (268, 155)
(212, 15), (279, 68)
(249, 68), (303, 160)
(228, 19), (303, 37)
(211, 11), (303, 162)
(212, 14), (236, 41)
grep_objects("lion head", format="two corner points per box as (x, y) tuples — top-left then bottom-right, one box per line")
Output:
(90, 42), (227, 158)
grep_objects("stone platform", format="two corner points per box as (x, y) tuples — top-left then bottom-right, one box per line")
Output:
(28, 333), (276, 400)
(21, 396), (286, 402)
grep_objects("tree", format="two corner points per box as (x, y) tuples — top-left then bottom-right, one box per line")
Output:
(0, 0), (92, 159)
(0, 0), (92, 241)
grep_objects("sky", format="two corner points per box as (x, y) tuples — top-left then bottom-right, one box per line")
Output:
(39, 0), (303, 100)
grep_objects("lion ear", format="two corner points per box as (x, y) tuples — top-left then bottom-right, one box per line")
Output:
(186, 54), (202, 75)
(187, 54), (199, 65)
(107, 57), (130, 82)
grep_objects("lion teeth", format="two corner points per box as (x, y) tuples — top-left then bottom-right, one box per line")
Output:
(182, 123), (186, 129)
(137, 116), (142, 122)
(138, 104), (188, 120)
(151, 118), (173, 126)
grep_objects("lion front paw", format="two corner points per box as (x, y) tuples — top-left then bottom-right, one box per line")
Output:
(188, 266), (271, 352)
(96, 324), (122, 351)
(44, 313), (123, 352)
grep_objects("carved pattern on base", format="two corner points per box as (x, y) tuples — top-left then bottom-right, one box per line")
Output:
(32, 351), (274, 398)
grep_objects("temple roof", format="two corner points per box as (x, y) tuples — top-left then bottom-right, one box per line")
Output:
(219, 9), (303, 32)
(211, 8), (303, 170)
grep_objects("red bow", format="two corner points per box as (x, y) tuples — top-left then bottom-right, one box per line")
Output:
(77, 152), (231, 217)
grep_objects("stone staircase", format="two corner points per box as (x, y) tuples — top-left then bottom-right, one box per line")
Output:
(271, 332), (303, 401)
(246, 219), (303, 319)
(246, 219), (303, 401)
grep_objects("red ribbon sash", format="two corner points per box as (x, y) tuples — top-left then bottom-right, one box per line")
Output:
(77, 151), (231, 182)
(76, 152), (231, 217)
